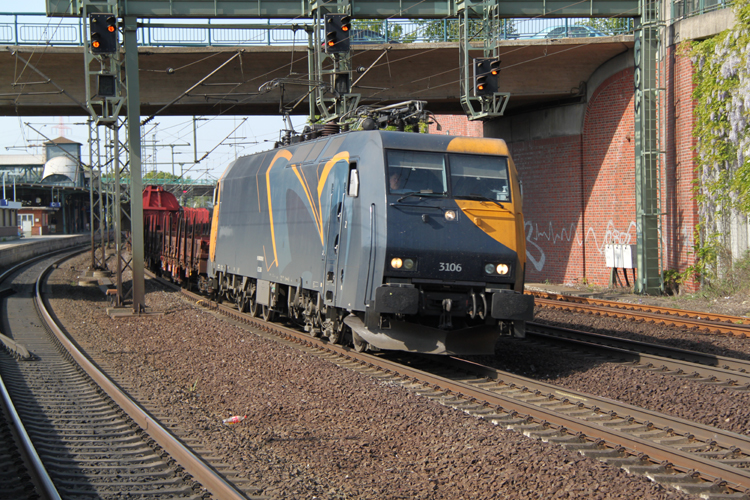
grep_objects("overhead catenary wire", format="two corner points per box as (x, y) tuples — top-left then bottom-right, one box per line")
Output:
(141, 50), (244, 125)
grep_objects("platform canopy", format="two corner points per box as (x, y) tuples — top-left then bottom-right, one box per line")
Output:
(47, 0), (640, 19)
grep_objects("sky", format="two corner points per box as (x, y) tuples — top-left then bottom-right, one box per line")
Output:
(0, 0), (310, 182)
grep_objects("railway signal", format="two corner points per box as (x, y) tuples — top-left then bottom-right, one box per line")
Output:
(89, 13), (118, 54)
(324, 13), (351, 54)
(473, 58), (501, 96)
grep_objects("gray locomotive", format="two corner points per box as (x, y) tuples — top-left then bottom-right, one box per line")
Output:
(207, 130), (533, 355)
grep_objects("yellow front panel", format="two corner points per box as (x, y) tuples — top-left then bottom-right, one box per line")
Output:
(455, 200), (518, 251)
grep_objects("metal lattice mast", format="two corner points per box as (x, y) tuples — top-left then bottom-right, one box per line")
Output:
(81, 1), (145, 312)
(634, 0), (665, 294)
(310, 0), (359, 123)
(88, 119), (105, 270)
(96, 125), (105, 260)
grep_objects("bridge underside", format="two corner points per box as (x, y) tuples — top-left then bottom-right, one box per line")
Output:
(0, 37), (632, 117)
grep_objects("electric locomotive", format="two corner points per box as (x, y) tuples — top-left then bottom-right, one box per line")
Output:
(207, 129), (534, 355)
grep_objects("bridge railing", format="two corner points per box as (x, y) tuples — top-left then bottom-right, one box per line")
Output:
(671, 0), (732, 22)
(142, 178), (216, 186)
(0, 13), (635, 47)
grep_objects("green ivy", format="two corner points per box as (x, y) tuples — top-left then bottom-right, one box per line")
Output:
(688, 0), (750, 283)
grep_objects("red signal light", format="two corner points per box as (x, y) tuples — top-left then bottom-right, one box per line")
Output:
(92, 40), (101, 48)
(107, 25), (115, 32)
(328, 40), (335, 46)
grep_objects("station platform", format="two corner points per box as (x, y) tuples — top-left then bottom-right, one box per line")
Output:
(0, 234), (91, 270)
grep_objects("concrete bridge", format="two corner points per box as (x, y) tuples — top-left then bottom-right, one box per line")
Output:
(1, 36), (632, 117)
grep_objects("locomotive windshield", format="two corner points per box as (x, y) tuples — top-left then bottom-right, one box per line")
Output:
(449, 154), (510, 203)
(387, 151), (448, 195)
(386, 150), (511, 203)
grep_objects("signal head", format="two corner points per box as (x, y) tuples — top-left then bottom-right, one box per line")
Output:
(323, 13), (351, 54)
(89, 13), (118, 54)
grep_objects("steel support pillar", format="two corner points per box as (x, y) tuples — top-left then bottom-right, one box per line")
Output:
(88, 119), (105, 270)
(123, 15), (145, 313)
(633, 0), (664, 294)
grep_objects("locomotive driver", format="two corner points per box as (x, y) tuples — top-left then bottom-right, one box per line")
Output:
(389, 171), (405, 191)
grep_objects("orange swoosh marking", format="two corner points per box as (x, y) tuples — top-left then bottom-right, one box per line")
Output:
(266, 150), (293, 268)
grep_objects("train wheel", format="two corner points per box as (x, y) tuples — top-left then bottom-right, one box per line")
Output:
(352, 331), (368, 352)
(308, 309), (323, 338)
(247, 283), (259, 317)
(248, 299), (259, 317)
(327, 309), (345, 344)
(235, 293), (247, 313)
(261, 305), (276, 322)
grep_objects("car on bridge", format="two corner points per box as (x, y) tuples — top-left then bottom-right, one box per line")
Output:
(529, 25), (608, 39)
(351, 29), (393, 44)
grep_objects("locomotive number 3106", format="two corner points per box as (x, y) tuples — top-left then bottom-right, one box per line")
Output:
(439, 262), (462, 272)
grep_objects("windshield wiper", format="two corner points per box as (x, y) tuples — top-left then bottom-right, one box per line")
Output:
(396, 191), (445, 203)
(455, 194), (505, 209)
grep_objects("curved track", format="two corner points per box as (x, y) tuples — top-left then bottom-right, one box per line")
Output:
(531, 291), (750, 337)
(172, 280), (750, 500)
(0, 249), (255, 499)
(526, 323), (750, 390)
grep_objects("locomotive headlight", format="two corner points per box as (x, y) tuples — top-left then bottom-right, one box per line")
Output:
(403, 258), (415, 270)
(484, 263), (496, 274)
(444, 210), (457, 221)
(391, 257), (403, 269)
(496, 263), (510, 275)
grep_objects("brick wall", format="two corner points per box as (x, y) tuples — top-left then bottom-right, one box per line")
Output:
(428, 115), (483, 137)
(510, 68), (637, 286)
(579, 68), (637, 286)
(430, 59), (699, 289)
(665, 45), (700, 291)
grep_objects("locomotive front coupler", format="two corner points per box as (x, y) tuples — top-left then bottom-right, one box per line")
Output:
(438, 298), (453, 330)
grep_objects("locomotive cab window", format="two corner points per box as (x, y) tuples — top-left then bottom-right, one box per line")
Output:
(387, 150), (447, 195)
(449, 154), (510, 203)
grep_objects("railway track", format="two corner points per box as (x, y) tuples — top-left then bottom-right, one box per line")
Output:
(171, 282), (750, 500)
(0, 249), (259, 499)
(526, 323), (750, 391)
(530, 291), (750, 337)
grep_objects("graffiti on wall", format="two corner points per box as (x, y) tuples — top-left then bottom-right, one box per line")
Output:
(525, 219), (636, 271)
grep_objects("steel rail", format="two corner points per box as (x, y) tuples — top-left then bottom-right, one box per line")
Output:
(178, 285), (750, 494)
(438, 355), (750, 457)
(0, 246), (95, 500)
(531, 292), (750, 333)
(0, 369), (61, 500)
(527, 323), (750, 388)
(36, 259), (248, 500)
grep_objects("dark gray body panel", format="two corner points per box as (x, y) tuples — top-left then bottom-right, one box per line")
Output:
(208, 131), (389, 311)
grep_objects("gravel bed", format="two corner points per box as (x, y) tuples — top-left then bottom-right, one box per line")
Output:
(39, 253), (694, 499)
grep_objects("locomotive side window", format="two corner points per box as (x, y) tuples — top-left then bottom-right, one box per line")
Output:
(449, 154), (511, 203)
(386, 150), (447, 195)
